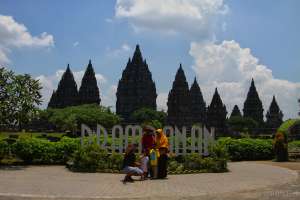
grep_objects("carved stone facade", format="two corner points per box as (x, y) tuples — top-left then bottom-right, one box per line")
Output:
(78, 60), (101, 105)
(266, 96), (283, 130)
(190, 78), (206, 125)
(243, 79), (264, 124)
(116, 45), (157, 122)
(48, 65), (78, 108)
(230, 105), (242, 119)
(207, 88), (227, 135)
(167, 65), (192, 127)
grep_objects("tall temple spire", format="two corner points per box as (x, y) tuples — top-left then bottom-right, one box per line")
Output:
(230, 105), (242, 119)
(266, 96), (283, 130)
(243, 78), (264, 123)
(207, 88), (227, 136)
(131, 44), (143, 65)
(116, 44), (157, 122)
(48, 64), (78, 108)
(190, 77), (206, 124)
(167, 65), (191, 127)
(78, 60), (101, 105)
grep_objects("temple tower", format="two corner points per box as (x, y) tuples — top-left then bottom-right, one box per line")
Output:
(167, 65), (192, 127)
(207, 88), (227, 135)
(48, 64), (78, 108)
(116, 45), (157, 122)
(190, 78), (206, 125)
(230, 105), (242, 119)
(78, 60), (101, 105)
(266, 96), (283, 130)
(243, 79), (264, 124)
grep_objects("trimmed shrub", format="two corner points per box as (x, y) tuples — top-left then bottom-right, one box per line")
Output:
(108, 153), (123, 171)
(70, 144), (109, 172)
(70, 142), (228, 173)
(0, 140), (9, 160)
(289, 140), (300, 151)
(218, 137), (274, 161)
(12, 137), (80, 164)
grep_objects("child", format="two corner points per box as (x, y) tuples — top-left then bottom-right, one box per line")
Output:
(139, 150), (149, 179)
(149, 148), (159, 179)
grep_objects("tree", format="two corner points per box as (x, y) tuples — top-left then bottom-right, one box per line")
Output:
(48, 104), (120, 133)
(0, 67), (42, 129)
(13, 74), (42, 129)
(227, 116), (258, 134)
(0, 67), (14, 125)
(130, 107), (167, 125)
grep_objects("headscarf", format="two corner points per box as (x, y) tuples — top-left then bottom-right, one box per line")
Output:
(156, 129), (169, 149)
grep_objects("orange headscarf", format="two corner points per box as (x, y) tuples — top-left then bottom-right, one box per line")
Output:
(156, 129), (169, 149)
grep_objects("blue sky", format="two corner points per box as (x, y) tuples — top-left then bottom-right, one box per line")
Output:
(0, 0), (299, 118)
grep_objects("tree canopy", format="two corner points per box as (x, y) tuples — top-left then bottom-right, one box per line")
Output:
(0, 67), (42, 129)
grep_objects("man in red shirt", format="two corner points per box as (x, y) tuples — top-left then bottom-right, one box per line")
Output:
(141, 126), (156, 155)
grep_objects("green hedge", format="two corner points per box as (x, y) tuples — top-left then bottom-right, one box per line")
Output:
(11, 137), (80, 164)
(7, 136), (297, 169)
(218, 138), (274, 161)
(69, 143), (228, 173)
(289, 140), (300, 151)
(69, 144), (123, 172)
(0, 140), (9, 160)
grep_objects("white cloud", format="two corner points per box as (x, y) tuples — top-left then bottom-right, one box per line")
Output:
(189, 40), (300, 119)
(0, 15), (54, 65)
(115, 0), (228, 39)
(73, 41), (79, 47)
(105, 43), (132, 58)
(101, 85), (118, 110)
(157, 92), (168, 111)
(36, 68), (107, 108)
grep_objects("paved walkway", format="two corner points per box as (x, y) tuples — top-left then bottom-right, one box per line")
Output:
(0, 162), (298, 200)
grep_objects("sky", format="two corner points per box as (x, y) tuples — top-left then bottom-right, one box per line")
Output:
(0, 0), (299, 119)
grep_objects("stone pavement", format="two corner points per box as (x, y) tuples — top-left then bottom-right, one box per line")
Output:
(0, 162), (298, 200)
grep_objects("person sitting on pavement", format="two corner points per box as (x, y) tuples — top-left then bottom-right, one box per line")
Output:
(122, 144), (144, 183)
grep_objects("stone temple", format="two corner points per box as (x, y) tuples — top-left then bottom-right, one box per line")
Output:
(167, 65), (192, 127)
(116, 45), (157, 122)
